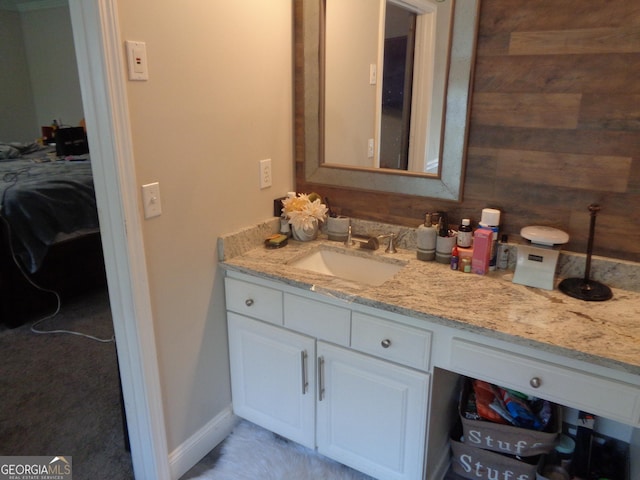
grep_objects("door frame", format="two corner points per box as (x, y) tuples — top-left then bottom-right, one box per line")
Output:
(69, 1), (171, 478)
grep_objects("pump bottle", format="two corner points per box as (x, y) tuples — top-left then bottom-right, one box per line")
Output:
(416, 213), (437, 261)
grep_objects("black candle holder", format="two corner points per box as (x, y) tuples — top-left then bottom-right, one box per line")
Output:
(558, 204), (612, 301)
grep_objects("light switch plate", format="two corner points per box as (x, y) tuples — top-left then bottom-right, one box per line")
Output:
(260, 158), (272, 189)
(126, 40), (149, 81)
(142, 182), (162, 219)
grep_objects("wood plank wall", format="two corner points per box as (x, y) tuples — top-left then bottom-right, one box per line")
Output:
(296, 0), (640, 262)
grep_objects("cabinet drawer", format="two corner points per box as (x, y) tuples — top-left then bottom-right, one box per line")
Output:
(351, 312), (432, 371)
(225, 277), (283, 325)
(450, 339), (640, 426)
(284, 293), (350, 346)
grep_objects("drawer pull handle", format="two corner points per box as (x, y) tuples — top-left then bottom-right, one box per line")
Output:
(318, 356), (325, 401)
(529, 377), (541, 388)
(245, 298), (254, 307)
(301, 351), (308, 395)
(381, 339), (391, 349)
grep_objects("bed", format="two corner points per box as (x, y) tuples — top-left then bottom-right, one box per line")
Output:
(0, 142), (106, 328)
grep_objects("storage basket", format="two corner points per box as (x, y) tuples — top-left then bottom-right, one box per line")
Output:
(459, 378), (561, 457)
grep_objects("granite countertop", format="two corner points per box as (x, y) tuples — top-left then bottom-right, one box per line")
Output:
(220, 230), (640, 379)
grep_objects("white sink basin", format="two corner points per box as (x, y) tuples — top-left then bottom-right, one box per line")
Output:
(289, 248), (405, 286)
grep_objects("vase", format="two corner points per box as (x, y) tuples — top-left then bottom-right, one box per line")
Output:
(291, 221), (319, 242)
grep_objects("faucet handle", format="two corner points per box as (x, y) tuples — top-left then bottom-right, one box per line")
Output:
(379, 233), (397, 254)
(344, 225), (355, 247)
(386, 234), (397, 254)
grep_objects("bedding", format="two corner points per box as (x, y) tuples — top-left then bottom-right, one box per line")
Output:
(0, 142), (43, 160)
(0, 143), (99, 273)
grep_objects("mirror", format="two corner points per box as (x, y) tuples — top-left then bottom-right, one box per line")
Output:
(324, 0), (452, 173)
(299, 0), (480, 201)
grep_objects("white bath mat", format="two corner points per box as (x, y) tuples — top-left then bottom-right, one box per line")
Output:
(192, 420), (375, 480)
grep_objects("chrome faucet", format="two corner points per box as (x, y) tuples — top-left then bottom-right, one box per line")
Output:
(344, 226), (379, 250)
(344, 227), (397, 253)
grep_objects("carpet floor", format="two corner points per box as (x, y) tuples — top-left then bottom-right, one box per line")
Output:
(0, 288), (133, 479)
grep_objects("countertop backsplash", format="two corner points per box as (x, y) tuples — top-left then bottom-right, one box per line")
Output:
(218, 217), (639, 293)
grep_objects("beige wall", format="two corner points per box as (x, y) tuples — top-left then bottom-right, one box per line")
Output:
(0, 8), (37, 142)
(116, 0), (293, 451)
(21, 5), (84, 129)
(1, 3), (84, 142)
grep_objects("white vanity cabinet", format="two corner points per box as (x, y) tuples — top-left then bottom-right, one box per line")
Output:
(225, 273), (431, 480)
(227, 312), (316, 448)
(224, 269), (640, 480)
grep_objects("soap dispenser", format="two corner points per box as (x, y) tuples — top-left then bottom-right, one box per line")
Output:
(416, 213), (437, 261)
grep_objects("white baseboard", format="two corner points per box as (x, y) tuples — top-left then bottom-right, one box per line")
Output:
(168, 405), (238, 480)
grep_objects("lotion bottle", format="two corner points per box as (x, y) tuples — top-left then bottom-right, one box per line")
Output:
(416, 213), (437, 261)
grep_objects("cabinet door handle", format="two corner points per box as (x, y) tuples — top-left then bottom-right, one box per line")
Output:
(318, 356), (325, 401)
(245, 298), (254, 307)
(381, 339), (391, 348)
(301, 350), (308, 395)
(529, 376), (542, 388)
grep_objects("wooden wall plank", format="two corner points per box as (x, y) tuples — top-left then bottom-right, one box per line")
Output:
(485, 148), (632, 192)
(474, 54), (640, 94)
(569, 208), (640, 258)
(476, 32), (510, 56)
(479, 0), (640, 34)
(578, 94), (640, 131)
(628, 160), (640, 194)
(471, 93), (581, 129)
(509, 27), (640, 56)
(469, 125), (640, 157)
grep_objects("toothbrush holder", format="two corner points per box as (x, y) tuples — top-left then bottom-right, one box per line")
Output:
(327, 216), (350, 242)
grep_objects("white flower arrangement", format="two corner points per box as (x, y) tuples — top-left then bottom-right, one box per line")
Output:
(281, 193), (328, 230)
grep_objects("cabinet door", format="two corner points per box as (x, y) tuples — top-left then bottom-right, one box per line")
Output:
(316, 342), (429, 480)
(227, 312), (315, 448)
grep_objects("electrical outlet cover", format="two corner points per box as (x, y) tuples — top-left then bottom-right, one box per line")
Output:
(260, 158), (272, 189)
